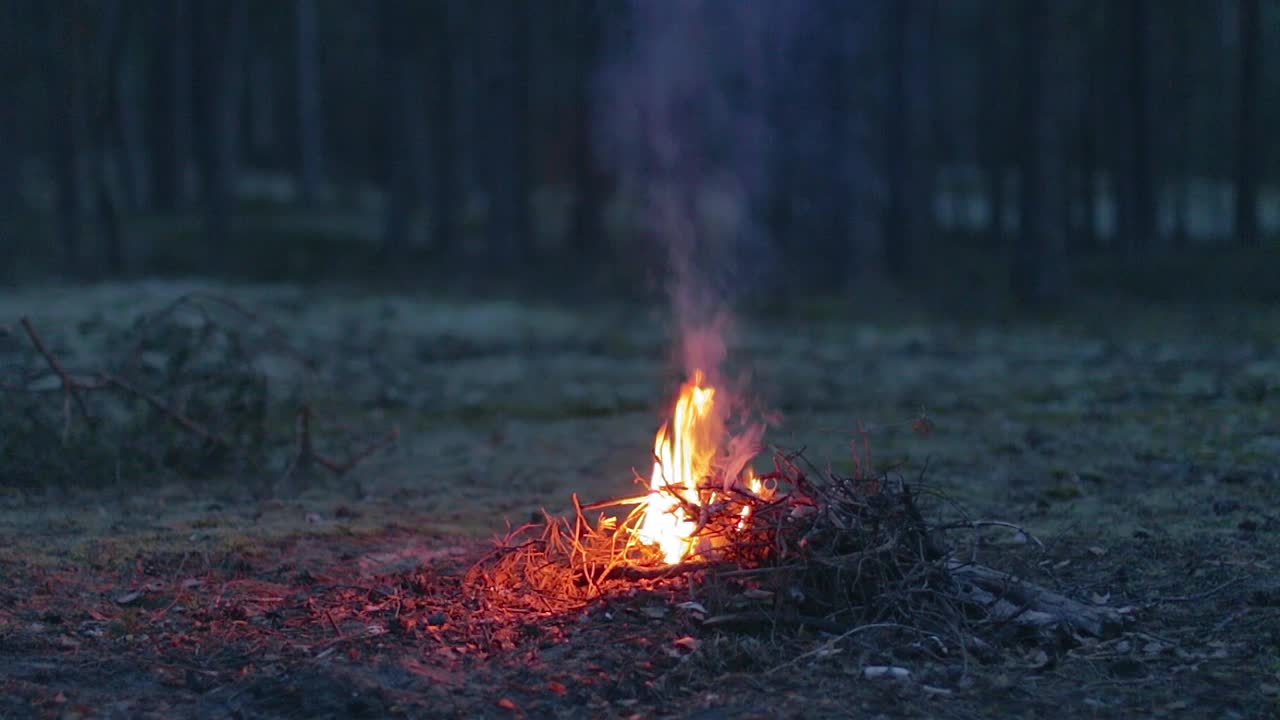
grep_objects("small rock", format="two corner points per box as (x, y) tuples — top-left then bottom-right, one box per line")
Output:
(863, 666), (911, 681)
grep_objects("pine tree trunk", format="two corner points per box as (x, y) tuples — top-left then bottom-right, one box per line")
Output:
(430, 0), (457, 256)
(883, 0), (911, 277)
(1128, 0), (1153, 251)
(296, 0), (324, 206)
(570, 0), (602, 258)
(1234, 0), (1261, 247)
(378, 0), (414, 258)
(48, 3), (83, 274)
(1012, 0), (1064, 306)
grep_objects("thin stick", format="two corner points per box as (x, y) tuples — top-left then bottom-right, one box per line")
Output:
(20, 317), (89, 439)
(1149, 576), (1244, 604)
(325, 609), (344, 638)
(326, 428), (398, 475)
(765, 623), (914, 675)
(99, 373), (231, 447)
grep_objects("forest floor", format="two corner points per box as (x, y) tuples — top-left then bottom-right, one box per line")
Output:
(1, 280), (1278, 719)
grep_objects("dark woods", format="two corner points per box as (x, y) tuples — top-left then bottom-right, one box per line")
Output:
(1, 0), (1275, 304)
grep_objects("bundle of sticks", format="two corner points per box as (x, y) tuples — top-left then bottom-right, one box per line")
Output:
(466, 448), (1129, 639)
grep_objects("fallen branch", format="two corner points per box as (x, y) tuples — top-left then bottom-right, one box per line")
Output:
(286, 405), (399, 478)
(948, 560), (1129, 637)
(99, 372), (231, 448)
(20, 317), (91, 441)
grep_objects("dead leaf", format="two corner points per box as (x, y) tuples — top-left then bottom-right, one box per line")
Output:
(741, 588), (774, 601)
(1088, 546), (1107, 558)
(640, 606), (667, 619)
(547, 680), (568, 696)
(115, 590), (143, 605)
(496, 697), (519, 712)
(675, 601), (708, 614)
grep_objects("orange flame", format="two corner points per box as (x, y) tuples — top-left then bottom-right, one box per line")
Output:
(636, 371), (718, 563)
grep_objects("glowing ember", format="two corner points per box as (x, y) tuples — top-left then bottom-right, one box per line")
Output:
(635, 371), (719, 563)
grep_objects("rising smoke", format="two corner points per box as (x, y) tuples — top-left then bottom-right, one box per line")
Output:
(594, 0), (789, 384)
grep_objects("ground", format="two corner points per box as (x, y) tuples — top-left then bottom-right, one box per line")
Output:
(1, 281), (1278, 719)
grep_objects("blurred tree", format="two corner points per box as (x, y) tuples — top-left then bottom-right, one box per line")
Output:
(44, 0), (85, 273)
(819, 0), (854, 288)
(1170, 0), (1193, 249)
(883, 0), (933, 279)
(1234, 0), (1261, 247)
(0, 3), (20, 231)
(89, 0), (126, 274)
(430, 0), (458, 256)
(977, 0), (1009, 246)
(480, 0), (532, 262)
(1127, 0), (1153, 252)
(570, 0), (603, 258)
(145, 1), (179, 212)
(1073, 0), (1101, 252)
(194, 0), (248, 249)
(378, 0), (419, 257)
(296, 0), (324, 206)
(1012, 0), (1065, 305)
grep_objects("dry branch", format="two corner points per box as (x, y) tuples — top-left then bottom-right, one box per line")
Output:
(20, 317), (91, 440)
(948, 560), (1128, 637)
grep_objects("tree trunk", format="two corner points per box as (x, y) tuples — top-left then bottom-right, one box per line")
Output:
(173, 0), (193, 208)
(883, 0), (911, 277)
(90, 0), (127, 275)
(1171, 0), (1191, 249)
(249, 52), (278, 165)
(0, 4), (18, 229)
(1075, 0), (1099, 253)
(977, 1), (1005, 244)
(195, 0), (247, 251)
(1127, 0), (1153, 251)
(820, 0), (853, 288)
(1011, 0), (1064, 306)
(570, 0), (602, 259)
(296, 0), (324, 206)
(483, 0), (532, 264)
(509, 0), (532, 260)
(1234, 0), (1261, 247)
(378, 0), (414, 258)
(47, 3), (84, 274)
(430, 0), (457, 256)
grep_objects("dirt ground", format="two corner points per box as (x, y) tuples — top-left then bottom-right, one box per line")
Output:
(1, 281), (1278, 719)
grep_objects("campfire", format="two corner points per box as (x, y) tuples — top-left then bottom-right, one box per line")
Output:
(467, 366), (1130, 643)
(634, 369), (769, 565)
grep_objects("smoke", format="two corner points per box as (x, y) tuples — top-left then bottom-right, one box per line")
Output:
(595, 0), (791, 383)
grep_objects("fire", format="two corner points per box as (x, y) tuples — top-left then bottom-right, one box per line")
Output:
(636, 371), (718, 564)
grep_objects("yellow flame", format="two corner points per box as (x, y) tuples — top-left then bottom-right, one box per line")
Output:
(636, 371), (716, 563)
(737, 468), (762, 530)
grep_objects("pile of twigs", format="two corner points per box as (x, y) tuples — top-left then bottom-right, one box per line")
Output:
(467, 446), (1130, 639)
(468, 448), (941, 622)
